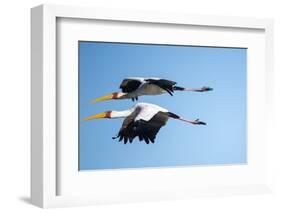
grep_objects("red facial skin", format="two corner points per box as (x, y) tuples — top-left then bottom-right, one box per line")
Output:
(112, 92), (119, 99)
(105, 111), (112, 118)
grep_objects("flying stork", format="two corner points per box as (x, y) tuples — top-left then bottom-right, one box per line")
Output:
(92, 77), (213, 103)
(84, 102), (206, 144)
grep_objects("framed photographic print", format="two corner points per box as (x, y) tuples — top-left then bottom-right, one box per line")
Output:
(31, 4), (274, 208)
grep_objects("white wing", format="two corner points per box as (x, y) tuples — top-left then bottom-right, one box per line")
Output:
(126, 77), (160, 82)
(134, 103), (168, 121)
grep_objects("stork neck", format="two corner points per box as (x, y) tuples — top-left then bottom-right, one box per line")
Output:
(110, 109), (134, 118)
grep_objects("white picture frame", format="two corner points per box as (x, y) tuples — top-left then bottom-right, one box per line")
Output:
(31, 4), (274, 208)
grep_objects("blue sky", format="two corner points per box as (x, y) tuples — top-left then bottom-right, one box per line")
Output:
(79, 41), (247, 170)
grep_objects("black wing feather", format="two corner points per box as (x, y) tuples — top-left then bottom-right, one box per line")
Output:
(113, 111), (169, 144)
(120, 79), (142, 93)
(146, 79), (177, 96)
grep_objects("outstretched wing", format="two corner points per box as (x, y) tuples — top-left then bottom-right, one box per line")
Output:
(146, 79), (177, 96)
(113, 111), (169, 144)
(112, 107), (140, 144)
(135, 112), (169, 144)
(120, 79), (142, 93)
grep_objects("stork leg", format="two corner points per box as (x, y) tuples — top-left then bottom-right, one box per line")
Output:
(173, 86), (213, 92)
(168, 112), (206, 125)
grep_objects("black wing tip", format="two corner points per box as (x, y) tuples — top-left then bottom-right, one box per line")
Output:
(165, 88), (174, 96)
(112, 133), (137, 144)
(112, 135), (156, 144)
(131, 96), (139, 101)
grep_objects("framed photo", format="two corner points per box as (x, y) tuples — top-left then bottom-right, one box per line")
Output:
(31, 4), (274, 208)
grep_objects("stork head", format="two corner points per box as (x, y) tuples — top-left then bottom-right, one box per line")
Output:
(91, 92), (127, 104)
(83, 108), (134, 121)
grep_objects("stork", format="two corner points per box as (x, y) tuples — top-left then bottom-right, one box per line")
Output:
(84, 102), (206, 144)
(92, 77), (213, 103)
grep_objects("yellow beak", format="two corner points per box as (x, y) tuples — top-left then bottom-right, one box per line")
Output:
(91, 93), (115, 104)
(83, 112), (107, 121)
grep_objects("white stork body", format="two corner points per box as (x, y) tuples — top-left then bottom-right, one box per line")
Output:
(120, 77), (167, 99)
(133, 103), (168, 121)
(92, 77), (213, 103)
(84, 102), (206, 144)
(133, 83), (166, 96)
